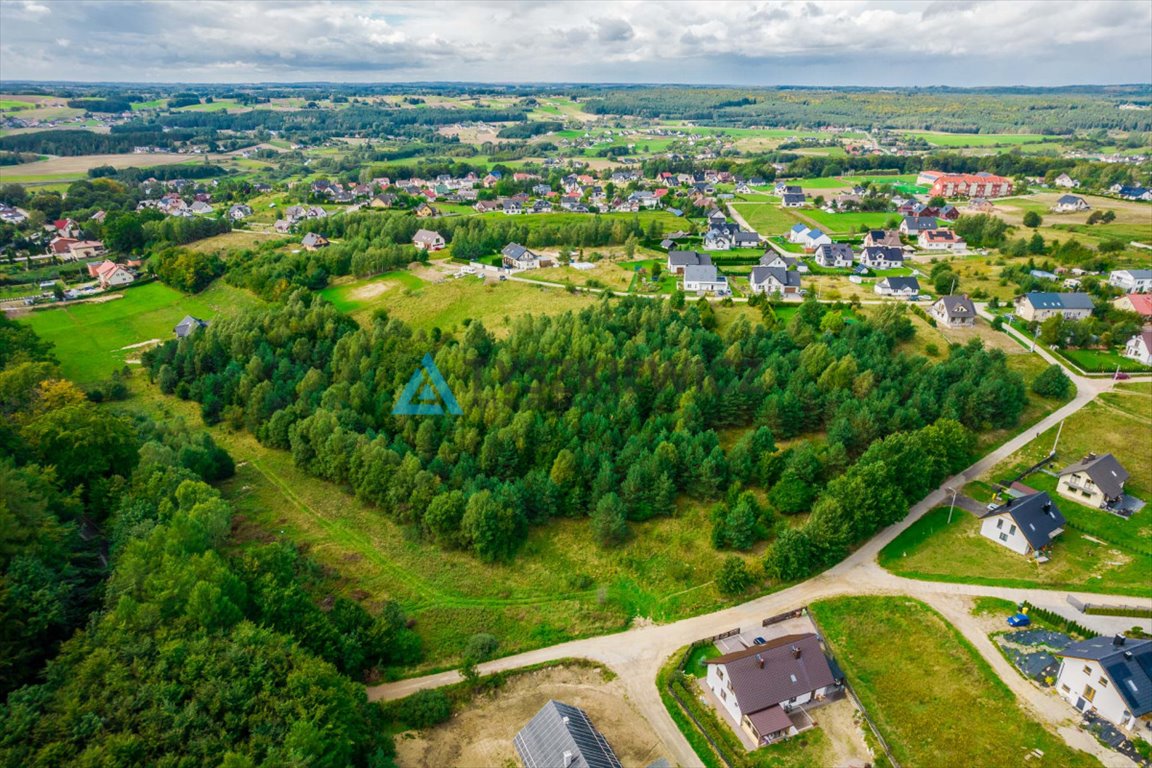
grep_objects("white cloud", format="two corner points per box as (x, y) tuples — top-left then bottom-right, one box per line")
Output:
(0, 0), (1148, 84)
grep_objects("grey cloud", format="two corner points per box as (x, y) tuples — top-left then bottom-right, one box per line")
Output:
(594, 17), (635, 42)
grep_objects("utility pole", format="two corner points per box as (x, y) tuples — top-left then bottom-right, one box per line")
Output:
(1050, 418), (1065, 459)
(947, 486), (959, 524)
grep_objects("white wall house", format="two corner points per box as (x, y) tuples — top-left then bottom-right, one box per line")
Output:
(978, 492), (1065, 559)
(683, 264), (728, 294)
(1055, 636), (1152, 733)
(1126, 330), (1152, 366)
(1110, 270), (1152, 294)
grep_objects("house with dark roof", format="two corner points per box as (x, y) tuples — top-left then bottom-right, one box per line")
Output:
(749, 266), (802, 297)
(863, 230), (903, 249)
(513, 700), (622, 768)
(781, 193), (807, 208)
(412, 229), (446, 251)
(813, 243), (854, 269)
(301, 232), (329, 250)
(1014, 292), (1095, 322)
(979, 491), (1065, 559)
(1125, 328), (1152, 367)
(1053, 195), (1090, 213)
(1109, 269), (1152, 294)
(899, 216), (937, 235)
(683, 264), (728, 294)
(704, 633), (841, 747)
(874, 276), (920, 299)
(1057, 453), (1130, 509)
(930, 295), (977, 327)
(760, 253), (798, 270)
(859, 246), (905, 270)
(502, 242), (552, 270)
(667, 250), (711, 275)
(1055, 635), (1152, 732)
(174, 315), (207, 338)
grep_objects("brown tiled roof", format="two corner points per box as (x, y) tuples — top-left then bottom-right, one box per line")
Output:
(705, 633), (835, 715)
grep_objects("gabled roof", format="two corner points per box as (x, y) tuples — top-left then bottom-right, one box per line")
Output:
(814, 243), (855, 259)
(174, 315), (207, 338)
(704, 633), (836, 715)
(1020, 292), (1095, 311)
(880, 276), (920, 292)
(861, 245), (904, 262)
(934, 295), (976, 320)
(790, 223), (808, 233)
(902, 216), (936, 231)
(1119, 294), (1152, 316)
(983, 491), (1066, 549)
(1056, 194), (1086, 205)
(668, 250), (710, 268)
(1057, 637), (1152, 717)
(684, 264), (725, 284)
(782, 193), (806, 204)
(502, 242), (535, 260)
(751, 266), (802, 288)
(1058, 453), (1129, 499)
(514, 700), (622, 768)
(1115, 269), (1152, 280)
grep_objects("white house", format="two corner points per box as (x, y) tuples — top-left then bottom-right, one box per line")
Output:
(748, 266), (801, 297)
(704, 634), (840, 747)
(1052, 195), (1090, 213)
(1054, 173), (1080, 189)
(917, 229), (966, 252)
(412, 229), (446, 251)
(858, 246), (904, 270)
(979, 492), (1065, 559)
(930, 295), (977, 327)
(873, 276), (920, 299)
(1109, 270), (1152, 294)
(501, 242), (552, 269)
(1013, 293), (1095, 322)
(1057, 452), (1130, 509)
(1125, 329), (1152, 366)
(1055, 635), (1152, 732)
(87, 260), (135, 289)
(668, 250), (711, 276)
(787, 223), (810, 244)
(801, 228), (831, 251)
(812, 243), (854, 268)
(683, 264), (728, 294)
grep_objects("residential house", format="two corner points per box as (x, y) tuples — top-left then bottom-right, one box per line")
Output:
(1054, 635), (1152, 732)
(189, 201), (214, 215)
(1054, 173), (1080, 188)
(1013, 293), (1095, 322)
(733, 231), (762, 249)
(774, 183), (802, 195)
(760, 253), (799, 270)
(704, 634), (840, 747)
(979, 492), (1065, 559)
(858, 246), (905, 270)
(704, 225), (737, 251)
(412, 229), (446, 252)
(174, 315), (207, 338)
(370, 193), (398, 209)
(899, 216), (937, 236)
(1125, 329), (1152, 366)
(473, 200), (501, 214)
(748, 266), (802, 296)
(918, 229), (966, 251)
(863, 230), (903, 249)
(787, 223), (811, 244)
(87, 260), (135, 289)
(502, 242), (552, 270)
(874, 276), (920, 299)
(801, 229), (831, 251)
(683, 264), (728, 294)
(1114, 294), (1152, 318)
(1109, 269), (1152, 294)
(301, 232), (329, 250)
(813, 243), (854, 269)
(530, 200), (554, 214)
(707, 209), (728, 226)
(415, 202), (439, 218)
(513, 700), (622, 768)
(1053, 195), (1090, 213)
(1057, 453), (1130, 509)
(228, 204), (252, 220)
(937, 204), (961, 221)
(1113, 186), (1152, 201)
(930, 295), (977, 327)
(781, 193), (807, 208)
(967, 197), (995, 212)
(48, 236), (78, 256)
(668, 250), (711, 275)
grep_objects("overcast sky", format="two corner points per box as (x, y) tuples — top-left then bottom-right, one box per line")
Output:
(1, 0), (1150, 86)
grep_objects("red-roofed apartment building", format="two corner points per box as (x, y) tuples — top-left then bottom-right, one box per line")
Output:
(917, 171), (1013, 198)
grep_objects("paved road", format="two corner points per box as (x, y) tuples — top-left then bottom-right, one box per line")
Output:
(368, 308), (1151, 767)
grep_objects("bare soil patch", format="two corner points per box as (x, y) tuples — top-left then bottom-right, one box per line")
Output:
(393, 665), (667, 768)
(349, 281), (396, 302)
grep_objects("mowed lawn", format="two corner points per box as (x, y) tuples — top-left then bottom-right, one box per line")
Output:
(731, 203), (804, 236)
(810, 597), (1101, 768)
(900, 131), (1057, 147)
(796, 208), (896, 234)
(19, 281), (260, 383)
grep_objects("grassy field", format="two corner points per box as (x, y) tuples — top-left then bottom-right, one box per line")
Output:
(810, 596), (1102, 768)
(731, 203), (803, 236)
(901, 131), (1057, 147)
(993, 194), (1152, 246)
(17, 281), (261, 383)
(0, 152), (229, 183)
(318, 270), (426, 312)
(183, 230), (285, 254)
(797, 209), (897, 234)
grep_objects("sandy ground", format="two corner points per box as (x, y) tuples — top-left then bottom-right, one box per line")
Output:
(393, 665), (668, 768)
(348, 281), (395, 302)
(812, 696), (873, 768)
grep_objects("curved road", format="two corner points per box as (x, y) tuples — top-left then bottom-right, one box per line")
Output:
(368, 332), (1152, 767)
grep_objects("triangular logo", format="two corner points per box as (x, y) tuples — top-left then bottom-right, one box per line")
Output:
(393, 353), (462, 416)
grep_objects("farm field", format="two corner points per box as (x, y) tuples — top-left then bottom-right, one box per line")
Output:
(0, 152), (231, 183)
(900, 131), (1058, 147)
(992, 193), (1152, 246)
(731, 202), (804, 236)
(810, 596), (1102, 768)
(17, 281), (261, 383)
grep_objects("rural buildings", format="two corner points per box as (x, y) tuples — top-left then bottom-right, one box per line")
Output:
(301, 232), (329, 250)
(813, 243), (854, 269)
(858, 246), (905, 270)
(683, 264), (729, 294)
(874, 276), (920, 299)
(1126, 329), (1152, 366)
(899, 216), (937, 236)
(1114, 294), (1152, 318)
(918, 171), (1013, 198)
(174, 315), (208, 338)
(781, 193), (807, 208)
(799, 229), (831, 251)
(1054, 635), (1152, 732)
(87, 260), (135, 289)
(862, 230), (902, 249)
(1052, 195), (1090, 213)
(917, 229), (966, 252)
(1057, 453), (1130, 509)
(513, 700), (622, 768)
(748, 265), (802, 297)
(1109, 269), (1152, 294)
(412, 229), (446, 251)
(1013, 292), (1095, 322)
(668, 250), (712, 275)
(930, 295), (977, 327)
(50, 237), (106, 260)
(502, 242), (552, 270)
(704, 633), (840, 747)
(1054, 173), (1080, 188)
(979, 492), (1065, 559)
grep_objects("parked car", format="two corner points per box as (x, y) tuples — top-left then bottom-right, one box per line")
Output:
(986, 502), (1000, 511)
(1007, 613), (1031, 627)
(1114, 372), (1131, 380)
(753, 637), (766, 645)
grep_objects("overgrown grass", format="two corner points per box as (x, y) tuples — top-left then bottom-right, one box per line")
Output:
(809, 597), (1101, 768)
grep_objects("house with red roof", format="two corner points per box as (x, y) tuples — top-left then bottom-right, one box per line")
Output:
(87, 260), (135, 289)
(1115, 294), (1152, 318)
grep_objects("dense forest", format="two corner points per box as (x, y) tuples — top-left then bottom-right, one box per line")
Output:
(0, 314), (416, 766)
(142, 294), (1024, 565)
